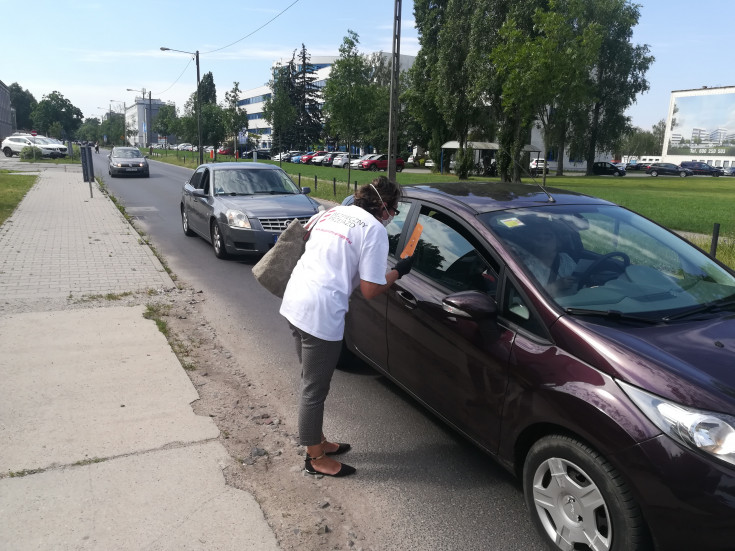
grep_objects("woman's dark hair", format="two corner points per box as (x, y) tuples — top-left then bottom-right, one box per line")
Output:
(353, 176), (402, 217)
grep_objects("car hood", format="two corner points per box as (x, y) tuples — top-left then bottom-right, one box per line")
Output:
(554, 314), (735, 411)
(112, 157), (146, 163)
(216, 193), (319, 217)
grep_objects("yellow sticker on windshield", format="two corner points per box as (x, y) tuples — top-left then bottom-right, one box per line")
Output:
(499, 217), (524, 228)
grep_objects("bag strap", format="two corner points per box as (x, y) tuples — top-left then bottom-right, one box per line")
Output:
(303, 209), (329, 241)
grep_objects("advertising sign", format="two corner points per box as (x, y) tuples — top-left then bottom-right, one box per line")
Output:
(666, 88), (735, 156)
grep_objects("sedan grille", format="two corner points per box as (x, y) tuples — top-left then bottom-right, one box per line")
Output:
(259, 216), (312, 232)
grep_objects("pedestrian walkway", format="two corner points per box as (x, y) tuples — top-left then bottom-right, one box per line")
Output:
(0, 167), (280, 550)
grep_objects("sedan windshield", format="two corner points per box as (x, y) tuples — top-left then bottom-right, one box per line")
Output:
(114, 149), (143, 158)
(481, 205), (735, 319)
(212, 168), (300, 195)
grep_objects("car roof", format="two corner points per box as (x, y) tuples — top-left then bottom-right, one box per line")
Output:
(197, 162), (283, 171)
(403, 182), (612, 214)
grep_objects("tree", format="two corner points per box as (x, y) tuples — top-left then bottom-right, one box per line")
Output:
(263, 60), (298, 154)
(223, 82), (249, 154)
(31, 91), (83, 138)
(293, 44), (323, 149)
(405, 1), (453, 170)
(322, 31), (374, 183)
(199, 72), (217, 105)
(77, 118), (101, 143)
(152, 104), (178, 146)
(570, 0), (654, 173)
(491, 0), (603, 178)
(8, 83), (37, 131)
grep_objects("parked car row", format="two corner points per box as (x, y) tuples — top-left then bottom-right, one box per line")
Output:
(626, 160), (727, 177)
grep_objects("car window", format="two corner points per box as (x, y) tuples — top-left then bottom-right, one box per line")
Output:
(412, 205), (500, 296)
(189, 168), (204, 190)
(213, 168), (299, 195)
(502, 279), (547, 336)
(200, 169), (211, 195)
(385, 201), (411, 256)
(483, 205), (735, 317)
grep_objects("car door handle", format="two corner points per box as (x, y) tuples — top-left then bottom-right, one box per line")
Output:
(396, 289), (418, 309)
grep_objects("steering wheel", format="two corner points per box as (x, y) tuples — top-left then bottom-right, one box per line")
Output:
(578, 252), (630, 287)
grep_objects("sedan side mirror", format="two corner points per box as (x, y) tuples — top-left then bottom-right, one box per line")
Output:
(301, 186), (311, 195)
(442, 290), (498, 321)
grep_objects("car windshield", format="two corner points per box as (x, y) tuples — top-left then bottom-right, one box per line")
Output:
(213, 168), (300, 195)
(114, 149), (143, 158)
(481, 205), (735, 319)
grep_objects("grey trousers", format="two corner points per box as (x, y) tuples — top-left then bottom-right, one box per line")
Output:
(289, 323), (343, 446)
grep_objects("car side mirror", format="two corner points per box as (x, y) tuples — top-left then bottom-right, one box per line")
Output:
(192, 189), (207, 198)
(442, 291), (498, 321)
(301, 186), (311, 195)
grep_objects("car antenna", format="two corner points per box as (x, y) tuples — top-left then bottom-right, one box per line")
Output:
(498, 145), (556, 203)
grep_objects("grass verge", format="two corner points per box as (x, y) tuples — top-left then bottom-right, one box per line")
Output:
(0, 172), (37, 226)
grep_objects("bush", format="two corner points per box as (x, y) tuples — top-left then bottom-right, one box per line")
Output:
(19, 146), (44, 160)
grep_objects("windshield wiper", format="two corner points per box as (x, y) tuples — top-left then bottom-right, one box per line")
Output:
(662, 296), (735, 322)
(253, 190), (295, 195)
(216, 192), (252, 196)
(564, 308), (659, 324)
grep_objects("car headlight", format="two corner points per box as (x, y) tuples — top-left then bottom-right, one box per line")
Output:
(226, 209), (251, 229)
(618, 380), (735, 467)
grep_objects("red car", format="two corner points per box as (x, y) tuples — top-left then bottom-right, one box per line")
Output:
(358, 154), (404, 172)
(217, 146), (234, 155)
(300, 150), (328, 164)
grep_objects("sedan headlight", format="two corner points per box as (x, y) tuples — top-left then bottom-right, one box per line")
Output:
(226, 209), (252, 229)
(618, 380), (735, 467)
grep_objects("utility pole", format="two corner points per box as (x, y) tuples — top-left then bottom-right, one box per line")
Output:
(387, 0), (402, 182)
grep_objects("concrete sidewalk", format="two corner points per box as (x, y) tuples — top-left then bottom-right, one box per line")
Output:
(0, 166), (280, 550)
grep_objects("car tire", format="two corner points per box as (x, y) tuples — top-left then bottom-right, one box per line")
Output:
(650, 171), (658, 177)
(3, 147), (13, 157)
(370, 165), (378, 172)
(679, 171), (687, 178)
(524, 435), (650, 551)
(397, 165), (404, 172)
(211, 220), (229, 259)
(181, 206), (195, 237)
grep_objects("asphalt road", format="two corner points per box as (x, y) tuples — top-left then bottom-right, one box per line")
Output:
(92, 152), (548, 551)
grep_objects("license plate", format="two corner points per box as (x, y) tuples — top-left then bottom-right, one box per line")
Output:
(125, 168), (137, 172)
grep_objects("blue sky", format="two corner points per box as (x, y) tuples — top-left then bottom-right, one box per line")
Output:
(2, 0), (733, 132)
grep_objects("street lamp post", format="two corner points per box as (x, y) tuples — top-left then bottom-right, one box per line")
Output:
(126, 88), (152, 147)
(110, 100), (126, 145)
(160, 46), (202, 165)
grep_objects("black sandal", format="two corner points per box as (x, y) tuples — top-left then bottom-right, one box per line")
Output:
(304, 452), (356, 477)
(321, 437), (351, 456)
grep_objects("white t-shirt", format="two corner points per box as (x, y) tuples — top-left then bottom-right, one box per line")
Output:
(279, 205), (389, 341)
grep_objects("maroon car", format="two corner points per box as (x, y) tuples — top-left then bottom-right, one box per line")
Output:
(341, 182), (735, 551)
(358, 154), (405, 172)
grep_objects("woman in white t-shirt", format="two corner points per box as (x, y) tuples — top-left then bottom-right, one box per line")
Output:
(280, 176), (413, 477)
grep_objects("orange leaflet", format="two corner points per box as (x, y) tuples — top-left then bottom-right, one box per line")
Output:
(400, 223), (423, 259)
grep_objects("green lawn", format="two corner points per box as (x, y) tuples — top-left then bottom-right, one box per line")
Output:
(0, 172), (37, 226)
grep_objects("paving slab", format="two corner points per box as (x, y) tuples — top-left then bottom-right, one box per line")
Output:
(0, 441), (279, 551)
(0, 306), (219, 473)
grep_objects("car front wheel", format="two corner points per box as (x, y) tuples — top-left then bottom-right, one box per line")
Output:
(650, 170), (658, 177)
(370, 165), (379, 172)
(181, 206), (195, 236)
(679, 171), (687, 177)
(211, 220), (229, 259)
(523, 435), (649, 551)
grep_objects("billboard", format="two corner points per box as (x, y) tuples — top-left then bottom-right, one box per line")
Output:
(666, 87), (735, 157)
